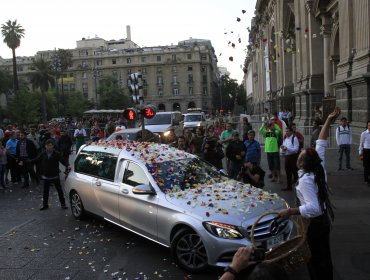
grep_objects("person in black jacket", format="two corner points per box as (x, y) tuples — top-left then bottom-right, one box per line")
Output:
(16, 131), (39, 188)
(39, 139), (70, 211)
(58, 130), (73, 165)
(226, 132), (245, 179)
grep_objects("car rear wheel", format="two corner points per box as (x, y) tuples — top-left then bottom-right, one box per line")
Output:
(171, 228), (208, 273)
(70, 191), (86, 219)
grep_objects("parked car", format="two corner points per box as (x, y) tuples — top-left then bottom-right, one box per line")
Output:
(65, 141), (293, 272)
(106, 128), (159, 142)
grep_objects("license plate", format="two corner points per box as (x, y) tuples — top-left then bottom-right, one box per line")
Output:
(266, 234), (284, 249)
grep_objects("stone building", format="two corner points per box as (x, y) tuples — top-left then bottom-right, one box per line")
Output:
(244, 0), (370, 142)
(0, 26), (219, 114)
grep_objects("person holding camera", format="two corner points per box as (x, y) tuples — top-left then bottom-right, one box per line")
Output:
(279, 107), (339, 280)
(259, 120), (281, 183)
(237, 161), (265, 188)
(220, 246), (288, 280)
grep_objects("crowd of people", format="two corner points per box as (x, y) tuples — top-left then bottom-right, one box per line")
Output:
(1, 108), (370, 280)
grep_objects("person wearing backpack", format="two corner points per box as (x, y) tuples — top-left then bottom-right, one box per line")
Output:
(259, 120), (281, 183)
(280, 126), (300, 191)
(335, 117), (353, 170)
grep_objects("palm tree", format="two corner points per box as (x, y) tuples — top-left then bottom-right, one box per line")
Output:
(1, 20), (25, 93)
(57, 48), (73, 114)
(30, 57), (55, 122)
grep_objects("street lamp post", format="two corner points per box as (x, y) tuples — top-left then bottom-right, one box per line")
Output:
(92, 64), (99, 109)
(52, 49), (61, 116)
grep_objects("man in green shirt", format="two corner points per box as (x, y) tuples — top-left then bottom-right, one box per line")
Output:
(259, 120), (281, 183)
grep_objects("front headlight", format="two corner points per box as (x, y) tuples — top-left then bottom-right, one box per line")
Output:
(203, 221), (244, 239)
(163, 131), (171, 137)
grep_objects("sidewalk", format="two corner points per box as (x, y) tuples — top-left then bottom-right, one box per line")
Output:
(260, 147), (370, 280)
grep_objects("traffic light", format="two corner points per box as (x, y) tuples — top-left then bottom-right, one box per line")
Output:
(142, 104), (156, 119)
(123, 108), (138, 121)
(127, 72), (143, 104)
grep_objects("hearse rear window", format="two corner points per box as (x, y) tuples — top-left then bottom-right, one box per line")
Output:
(75, 151), (117, 181)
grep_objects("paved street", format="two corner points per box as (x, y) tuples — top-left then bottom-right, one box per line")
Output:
(0, 147), (369, 280)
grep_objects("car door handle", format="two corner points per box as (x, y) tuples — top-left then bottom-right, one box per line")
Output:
(95, 180), (101, 186)
(121, 189), (129, 194)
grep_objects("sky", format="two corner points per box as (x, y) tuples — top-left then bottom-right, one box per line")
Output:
(0, 0), (256, 83)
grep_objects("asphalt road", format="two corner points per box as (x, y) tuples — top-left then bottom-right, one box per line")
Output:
(0, 147), (369, 280)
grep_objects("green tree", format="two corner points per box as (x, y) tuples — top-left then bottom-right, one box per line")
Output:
(6, 89), (40, 124)
(1, 20), (25, 93)
(64, 91), (93, 118)
(29, 57), (55, 122)
(98, 76), (133, 109)
(213, 75), (242, 113)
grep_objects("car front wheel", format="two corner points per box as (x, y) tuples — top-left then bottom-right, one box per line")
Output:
(171, 228), (208, 273)
(70, 191), (86, 219)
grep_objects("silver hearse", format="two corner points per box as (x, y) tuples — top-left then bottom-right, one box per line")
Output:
(65, 141), (292, 272)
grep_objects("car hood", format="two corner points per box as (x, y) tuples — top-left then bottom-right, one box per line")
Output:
(144, 124), (171, 133)
(164, 179), (287, 226)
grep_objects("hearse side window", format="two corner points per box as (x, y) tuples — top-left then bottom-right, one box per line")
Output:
(123, 162), (150, 186)
(75, 151), (117, 181)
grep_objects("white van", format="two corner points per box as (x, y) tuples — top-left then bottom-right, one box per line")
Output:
(143, 111), (183, 142)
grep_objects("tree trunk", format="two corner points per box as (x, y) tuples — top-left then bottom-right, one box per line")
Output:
(41, 91), (47, 122)
(12, 48), (19, 93)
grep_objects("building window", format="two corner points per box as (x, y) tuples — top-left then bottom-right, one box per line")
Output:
(112, 59), (117, 65)
(127, 58), (131, 64)
(189, 87), (193, 95)
(17, 66), (23, 71)
(158, 89), (163, 96)
(173, 88), (179, 96)
(141, 57), (146, 63)
(157, 76), (163, 86)
(96, 60), (103, 66)
(172, 54), (176, 61)
(188, 65), (193, 71)
(172, 66), (177, 73)
(70, 84), (75, 91)
(201, 66), (207, 72)
(82, 72), (87, 79)
(112, 71), (118, 78)
(141, 68), (147, 74)
(188, 74), (193, 83)
(202, 75), (207, 84)
(201, 55), (207, 60)
(172, 75), (177, 85)
(187, 53), (192, 59)
(127, 69), (132, 75)
(157, 55), (161, 62)
(203, 87), (208, 95)
(157, 67), (162, 74)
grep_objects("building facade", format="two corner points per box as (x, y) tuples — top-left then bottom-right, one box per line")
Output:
(245, 0), (370, 142)
(0, 26), (219, 114)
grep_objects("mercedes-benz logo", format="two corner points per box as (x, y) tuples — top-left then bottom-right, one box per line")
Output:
(269, 220), (280, 236)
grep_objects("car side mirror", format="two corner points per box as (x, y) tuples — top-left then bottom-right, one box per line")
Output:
(132, 184), (156, 195)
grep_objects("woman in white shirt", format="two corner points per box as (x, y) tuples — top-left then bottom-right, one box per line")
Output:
(279, 107), (339, 280)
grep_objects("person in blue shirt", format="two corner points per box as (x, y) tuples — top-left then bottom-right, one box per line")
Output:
(243, 130), (261, 166)
(5, 131), (20, 184)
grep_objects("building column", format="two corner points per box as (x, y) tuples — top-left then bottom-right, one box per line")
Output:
(321, 16), (333, 97)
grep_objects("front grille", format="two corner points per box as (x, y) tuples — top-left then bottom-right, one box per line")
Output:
(246, 217), (289, 241)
